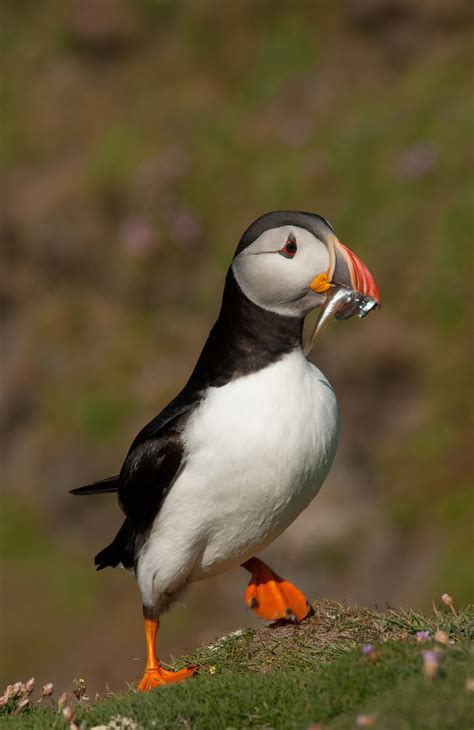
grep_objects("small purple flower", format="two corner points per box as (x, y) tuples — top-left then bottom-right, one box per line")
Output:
(362, 644), (373, 655)
(422, 650), (439, 664)
(422, 649), (440, 680)
(415, 630), (430, 642)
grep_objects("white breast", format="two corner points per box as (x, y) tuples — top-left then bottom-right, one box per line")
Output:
(136, 350), (339, 607)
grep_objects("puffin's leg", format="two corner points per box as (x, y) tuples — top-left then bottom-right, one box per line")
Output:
(137, 617), (198, 691)
(241, 557), (310, 623)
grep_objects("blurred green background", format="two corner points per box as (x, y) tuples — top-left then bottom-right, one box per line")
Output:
(1, 0), (472, 697)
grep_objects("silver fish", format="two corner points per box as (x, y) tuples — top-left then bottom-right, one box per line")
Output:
(304, 285), (378, 355)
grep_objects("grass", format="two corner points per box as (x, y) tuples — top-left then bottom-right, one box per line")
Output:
(1, 600), (472, 729)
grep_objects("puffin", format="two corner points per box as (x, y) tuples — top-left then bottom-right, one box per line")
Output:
(72, 211), (380, 691)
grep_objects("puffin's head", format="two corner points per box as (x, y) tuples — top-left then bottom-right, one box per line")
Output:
(231, 211), (380, 329)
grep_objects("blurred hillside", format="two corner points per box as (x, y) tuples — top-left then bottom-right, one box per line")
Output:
(1, 0), (473, 697)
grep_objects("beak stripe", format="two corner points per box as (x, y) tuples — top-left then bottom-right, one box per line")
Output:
(338, 242), (381, 304)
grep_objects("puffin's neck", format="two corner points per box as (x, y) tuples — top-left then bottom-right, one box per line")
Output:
(186, 269), (304, 390)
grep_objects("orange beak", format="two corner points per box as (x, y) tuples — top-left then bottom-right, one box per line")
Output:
(306, 237), (380, 351)
(336, 241), (380, 305)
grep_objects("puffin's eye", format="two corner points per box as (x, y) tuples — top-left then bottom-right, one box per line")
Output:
(279, 234), (297, 259)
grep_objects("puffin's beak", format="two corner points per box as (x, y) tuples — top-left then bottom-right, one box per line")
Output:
(333, 239), (380, 305)
(306, 237), (380, 350)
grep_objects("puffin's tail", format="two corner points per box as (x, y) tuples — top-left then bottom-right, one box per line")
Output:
(70, 475), (120, 496)
(94, 518), (137, 571)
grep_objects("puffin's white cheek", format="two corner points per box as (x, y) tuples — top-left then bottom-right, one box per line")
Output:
(232, 236), (330, 318)
(233, 256), (287, 308)
(233, 258), (314, 317)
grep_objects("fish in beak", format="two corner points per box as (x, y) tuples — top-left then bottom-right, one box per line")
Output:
(306, 236), (380, 353)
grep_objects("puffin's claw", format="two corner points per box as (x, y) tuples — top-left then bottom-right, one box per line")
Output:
(138, 665), (198, 691)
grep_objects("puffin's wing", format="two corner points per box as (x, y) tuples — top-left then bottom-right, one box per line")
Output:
(93, 430), (185, 571)
(118, 423), (185, 532)
(92, 430), (185, 572)
(71, 390), (199, 501)
(73, 392), (200, 571)
(93, 398), (199, 572)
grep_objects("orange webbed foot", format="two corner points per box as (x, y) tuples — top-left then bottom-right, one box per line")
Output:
(242, 557), (310, 623)
(137, 617), (198, 692)
(137, 664), (198, 692)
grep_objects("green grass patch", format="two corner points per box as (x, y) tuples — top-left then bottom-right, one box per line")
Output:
(1, 602), (472, 729)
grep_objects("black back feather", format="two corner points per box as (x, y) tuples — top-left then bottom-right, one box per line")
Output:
(70, 475), (120, 496)
(94, 517), (137, 570)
